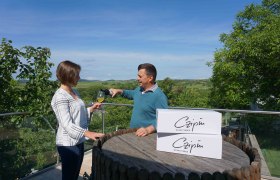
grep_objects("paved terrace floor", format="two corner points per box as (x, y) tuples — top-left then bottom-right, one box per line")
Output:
(23, 150), (92, 180)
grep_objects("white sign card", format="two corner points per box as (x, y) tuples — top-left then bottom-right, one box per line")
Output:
(157, 109), (222, 135)
(156, 133), (222, 159)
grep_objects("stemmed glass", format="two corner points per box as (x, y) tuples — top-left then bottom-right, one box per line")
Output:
(96, 90), (106, 133)
(96, 90), (105, 103)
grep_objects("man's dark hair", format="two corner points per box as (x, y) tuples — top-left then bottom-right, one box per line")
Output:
(138, 63), (157, 82)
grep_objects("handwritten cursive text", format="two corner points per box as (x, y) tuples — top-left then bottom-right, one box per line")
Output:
(172, 137), (203, 153)
(174, 116), (205, 131)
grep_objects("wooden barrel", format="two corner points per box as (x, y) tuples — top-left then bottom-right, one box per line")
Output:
(92, 129), (261, 180)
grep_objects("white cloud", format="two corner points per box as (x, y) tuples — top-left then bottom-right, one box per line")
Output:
(50, 49), (213, 80)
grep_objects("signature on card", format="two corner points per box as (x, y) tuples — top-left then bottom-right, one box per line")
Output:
(174, 116), (205, 131)
(172, 137), (203, 153)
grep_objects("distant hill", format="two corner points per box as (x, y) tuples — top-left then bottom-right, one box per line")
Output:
(17, 78), (209, 83)
(79, 79), (100, 82)
(79, 79), (136, 82)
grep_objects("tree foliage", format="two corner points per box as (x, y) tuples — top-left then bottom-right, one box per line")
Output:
(159, 78), (211, 108)
(0, 38), (58, 126)
(0, 38), (58, 179)
(209, 0), (280, 110)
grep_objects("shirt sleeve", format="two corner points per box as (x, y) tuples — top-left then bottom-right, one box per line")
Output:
(122, 89), (135, 100)
(52, 94), (86, 140)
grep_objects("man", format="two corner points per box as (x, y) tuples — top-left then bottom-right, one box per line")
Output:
(110, 63), (168, 136)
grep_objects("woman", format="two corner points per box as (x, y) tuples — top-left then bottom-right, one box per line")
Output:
(51, 60), (104, 180)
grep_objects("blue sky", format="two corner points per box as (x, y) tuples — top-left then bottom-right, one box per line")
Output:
(0, 0), (261, 80)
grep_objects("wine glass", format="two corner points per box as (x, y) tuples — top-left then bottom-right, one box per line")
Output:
(96, 90), (105, 103)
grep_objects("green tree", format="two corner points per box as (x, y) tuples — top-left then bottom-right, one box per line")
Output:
(158, 78), (176, 105)
(177, 87), (210, 108)
(0, 38), (58, 179)
(0, 38), (58, 127)
(0, 39), (21, 114)
(209, 0), (280, 110)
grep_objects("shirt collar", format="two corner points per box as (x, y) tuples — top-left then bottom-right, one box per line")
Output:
(141, 83), (158, 94)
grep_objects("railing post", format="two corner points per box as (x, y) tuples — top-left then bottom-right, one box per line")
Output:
(101, 105), (105, 133)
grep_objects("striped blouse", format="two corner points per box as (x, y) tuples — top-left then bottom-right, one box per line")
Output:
(51, 88), (90, 146)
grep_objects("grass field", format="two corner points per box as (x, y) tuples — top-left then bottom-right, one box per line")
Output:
(262, 149), (280, 177)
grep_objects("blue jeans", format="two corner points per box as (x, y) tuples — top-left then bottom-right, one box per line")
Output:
(57, 143), (84, 180)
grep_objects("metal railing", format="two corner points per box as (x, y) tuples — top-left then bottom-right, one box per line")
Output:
(99, 103), (133, 133)
(1, 103), (280, 179)
(3, 103), (279, 134)
(99, 103), (280, 132)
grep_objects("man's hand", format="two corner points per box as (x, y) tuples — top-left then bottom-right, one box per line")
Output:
(135, 125), (155, 137)
(109, 88), (123, 97)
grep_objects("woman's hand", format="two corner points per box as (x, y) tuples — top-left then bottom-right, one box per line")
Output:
(89, 102), (102, 112)
(84, 130), (104, 141)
